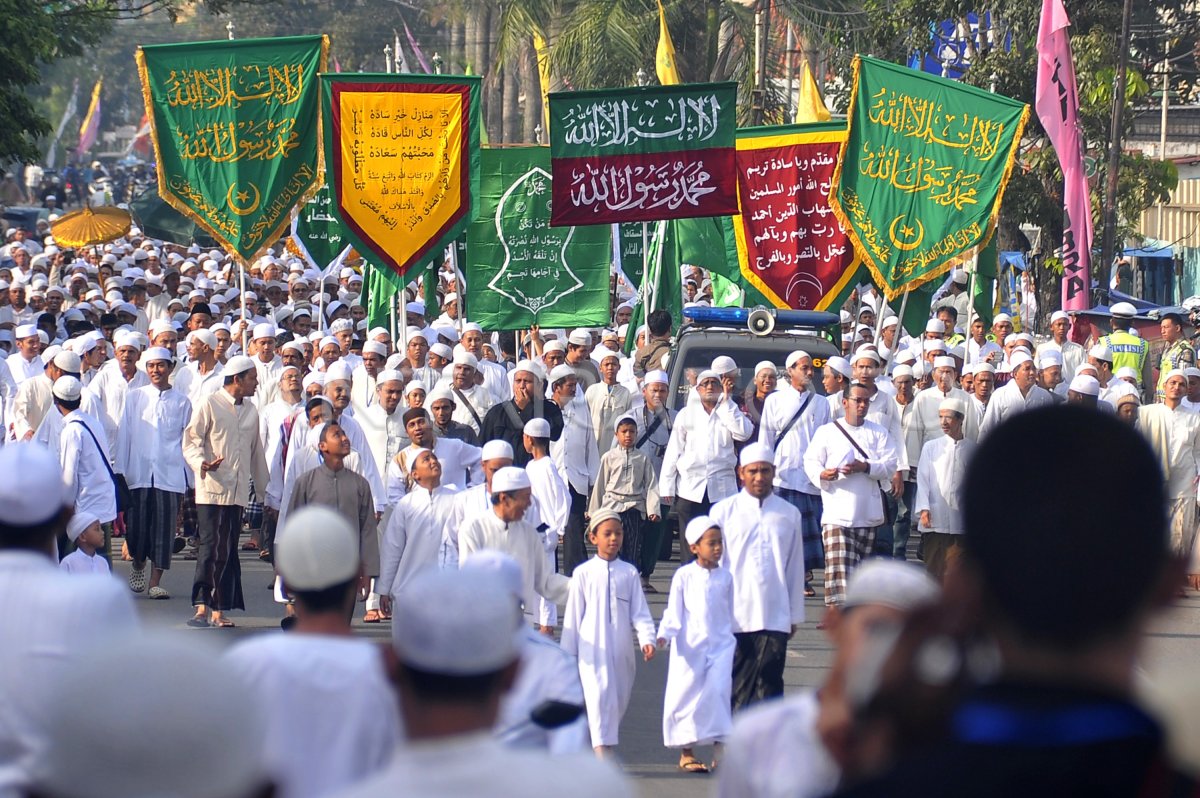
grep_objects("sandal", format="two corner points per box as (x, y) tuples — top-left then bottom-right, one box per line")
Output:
(147, 586), (170, 600)
(362, 610), (383, 624)
(186, 614), (209, 628)
(212, 618), (236, 628)
(804, 582), (816, 598)
(240, 540), (259, 551)
(128, 564), (147, 594)
(678, 756), (709, 774)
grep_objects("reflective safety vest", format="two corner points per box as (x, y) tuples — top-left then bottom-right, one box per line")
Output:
(1101, 330), (1147, 383)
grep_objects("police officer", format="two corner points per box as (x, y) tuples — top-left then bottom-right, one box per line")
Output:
(1156, 312), (1195, 401)
(1100, 302), (1151, 398)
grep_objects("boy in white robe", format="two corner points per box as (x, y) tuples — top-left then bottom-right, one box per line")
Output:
(560, 509), (657, 756)
(60, 512), (110, 576)
(657, 515), (735, 773)
(524, 417), (570, 631)
(378, 448), (459, 609)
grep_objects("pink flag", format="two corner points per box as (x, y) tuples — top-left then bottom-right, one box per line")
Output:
(76, 79), (103, 161)
(403, 20), (432, 74)
(1036, 0), (1093, 314)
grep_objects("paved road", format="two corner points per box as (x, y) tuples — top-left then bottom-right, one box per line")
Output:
(111, 540), (1200, 798)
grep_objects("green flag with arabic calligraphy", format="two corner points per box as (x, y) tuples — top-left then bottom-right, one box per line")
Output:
(291, 184), (350, 270)
(829, 56), (1028, 301)
(136, 35), (328, 264)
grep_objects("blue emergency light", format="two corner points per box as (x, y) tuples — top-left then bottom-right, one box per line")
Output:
(682, 306), (840, 329)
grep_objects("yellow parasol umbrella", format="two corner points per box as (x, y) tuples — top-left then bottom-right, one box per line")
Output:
(50, 204), (133, 248)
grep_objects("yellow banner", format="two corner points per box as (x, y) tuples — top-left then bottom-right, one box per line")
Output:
(335, 87), (466, 273)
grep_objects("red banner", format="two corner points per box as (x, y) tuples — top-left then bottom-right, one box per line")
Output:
(731, 123), (861, 310)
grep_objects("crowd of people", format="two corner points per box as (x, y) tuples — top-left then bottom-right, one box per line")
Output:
(1, 216), (1199, 798)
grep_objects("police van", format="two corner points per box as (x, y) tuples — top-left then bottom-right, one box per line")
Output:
(665, 306), (843, 411)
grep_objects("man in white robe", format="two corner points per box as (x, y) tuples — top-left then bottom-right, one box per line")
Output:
(1034, 310), (1087, 384)
(87, 330), (149, 452)
(357, 369), (409, 477)
(908, 356), (978, 451)
(448, 351), (494, 434)
(5, 324), (43, 386)
(978, 351), (1053, 438)
(914, 397), (977, 581)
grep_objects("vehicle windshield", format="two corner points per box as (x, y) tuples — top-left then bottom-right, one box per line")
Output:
(674, 340), (832, 401)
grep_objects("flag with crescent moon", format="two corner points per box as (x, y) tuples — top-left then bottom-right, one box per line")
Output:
(829, 56), (1028, 300)
(136, 35), (328, 263)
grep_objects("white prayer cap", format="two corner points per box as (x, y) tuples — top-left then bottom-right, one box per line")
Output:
(376, 368), (403, 385)
(892, 364), (913, 379)
(427, 386), (454, 405)
(460, 549), (524, 600)
(895, 349), (917, 365)
(587, 508), (622, 533)
(65, 511), (99, 543)
(826, 356), (852, 378)
(252, 322), (274, 340)
(1051, 310), (1070, 324)
(1003, 333), (1019, 346)
(1069, 375), (1102, 396)
(491, 466), (530, 493)
(443, 292), (459, 305)
(276, 506), (360, 590)
(695, 369), (720, 384)
(548, 364), (576, 384)
(144, 346), (172, 363)
(643, 369), (669, 385)
(881, 315), (899, 329)
(368, 326), (390, 340)
(1008, 351), (1033, 369)
(32, 634), (267, 798)
(281, 340), (305, 355)
(404, 381), (426, 398)
(924, 319), (943, 333)
(951, 269), (969, 285)
(933, 356), (956, 370)
(1163, 368), (1187, 384)
(738, 442), (774, 467)
(462, 321), (483, 334)
(318, 335), (339, 351)
(52, 376), (82, 402)
(524, 417), (551, 438)
(711, 355), (738, 375)
(481, 439), (514, 462)
(596, 347), (621, 364)
(405, 301), (426, 315)
(404, 325), (428, 343)
(1088, 344), (1113, 362)
(685, 515), (719, 546)
(542, 339), (566, 354)
(190, 329), (217, 349)
(567, 329), (591, 346)
(114, 330), (141, 350)
(1076, 363), (1099, 376)
(52, 350), (81, 373)
(1111, 301), (1137, 318)
(453, 351), (479, 369)
(362, 340), (387, 358)
(1180, 367), (1199, 380)
(302, 372), (325, 391)
(843, 559), (940, 612)
(511, 358), (542, 380)
(974, 362), (997, 374)
(938, 397), (967, 416)
(1016, 333), (1034, 345)
(391, 569), (522, 676)
(993, 313), (1013, 324)
(13, 323), (36, 339)
(853, 348), (881, 365)
(923, 339), (947, 353)
(962, 363), (977, 376)
(330, 318), (354, 334)
(840, 310), (852, 323)
(785, 350), (811, 368)
(1037, 350), (1063, 369)
(325, 361), (354, 384)
(223, 355), (256, 377)
(0, 442), (69, 526)
(754, 360), (777, 376)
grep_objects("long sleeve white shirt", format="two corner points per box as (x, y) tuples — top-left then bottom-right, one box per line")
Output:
(978, 381), (1054, 438)
(526, 455), (570, 538)
(173, 361), (224, 408)
(378, 484), (459, 597)
(5, 352), (42, 386)
(58, 409), (117, 523)
(710, 491), (807, 632)
(831, 386), (908, 471)
(914, 434), (976, 535)
(551, 396), (600, 496)
(659, 398), (753, 503)
(585, 381), (632, 456)
(803, 419), (899, 528)
(88, 364), (149, 454)
(908, 386), (979, 452)
(758, 385), (831, 495)
(114, 385), (192, 494)
(459, 510), (569, 619)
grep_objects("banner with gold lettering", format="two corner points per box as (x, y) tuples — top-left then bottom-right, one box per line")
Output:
(136, 35), (328, 264)
(829, 56), (1028, 300)
(732, 122), (861, 310)
(321, 74), (481, 281)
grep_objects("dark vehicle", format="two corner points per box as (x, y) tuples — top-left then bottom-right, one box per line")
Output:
(666, 307), (842, 411)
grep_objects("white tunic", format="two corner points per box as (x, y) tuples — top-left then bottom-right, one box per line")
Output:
(59, 548), (110, 575)
(526, 455), (570, 627)
(384, 437), (483, 499)
(560, 556), (656, 747)
(584, 381), (632, 456)
(659, 398), (753, 503)
(224, 634), (403, 798)
(5, 352), (42, 386)
(908, 386), (979, 451)
(89, 364), (150, 453)
(914, 434), (976, 535)
(551, 396), (600, 496)
(977, 381), (1054, 438)
(656, 562), (735, 748)
(58, 409), (117, 523)
(449, 383), (494, 434)
(115, 385), (193, 494)
(803, 419), (899, 528)
(378, 484), (459, 597)
(459, 510), (569, 620)
(758, 385), (831, 495)
(1035, 339), (1087, 383)
(709, 491), (807, 632)
(357, 402), (408, 477)
(1137, 403), (1200, 499)
(173, 361), (224, 408)
(10, 374), (52, 441)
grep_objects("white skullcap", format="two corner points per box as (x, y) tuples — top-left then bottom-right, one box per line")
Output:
(0, 442), (69, 525)
(330, 318), (354, 334)
(754, 360), (777, 376)
(923, 339), (947, 353)
(427, 386), (454, 405)
(924, 319), (943, 333)
(404, 325), (428, 343)
(683, 515), (718, 546)
(548, 363), (576, 384)
(302, 372), (325, 390)
(892, 364), (913, 379)
(711, 355), (738, 375)
(453, 351), (479, 369)
(460, 549), (524, 600)
(404, 381), (426, 397)
(481, 440), (514, 462)
(376, 368), (403, 385)
(252, 322), (274, 340)
(53, 375), (82, 401)
(14, 323), (36, 339)
(1016, 333), (1034, 344)
(696, 369), (720, 384)
(596, 347), (621, 363)
(1088, 344), (1113, 362)
(843, 559), (940, 611)
(881, 315), (899, 329)
(318, 335), (339, 351)
(66, 511), (99, 543)
(938, 397), (967, 416)
(1003, 333), (1019, 346)
(362, 340), (387, 358)
(738, 442), (774, 467)
(1050, 310), (1070, 324)
(1037, 350), (1063, 369)
(275, 505), (360, 590)
(114, 330), (141, 350)
(1076, 363), (1099, 376)
(542, 339), (566, 354)
(391, 569), (522, 675)
(974, 362), (996, 374)
(933, 356), (957, 370)
(826, 356), (852, 378)
(461, 322), (482, 334)
(587, 508), (622, 533)
(223, 355), (255, 377)
(434, 325), (459, 344)
(52, 350), (82, 373)
(993, 313), (1013, 324)
(429, 342), (453, 361)
(643, 369), (669, 386)
(951, 269), (969, 285)
(512, 359), (542, 380)
(567, 329), (591, 346)
(840, 310), (852, 323)
(281, 340), (305, 355)
(895, 349), (917, 364)
(144, 346), (172, 363)
(33, 634), (267, 798)
(1069, 375), (1102, 396)
(405, 300), (426, 315)
(523, 418), (551, 438)
(442, 292), (459, 304)
(190, 329), (217, 350)
(1163, 368), (1187, 384)
(1008, 351), (1033, 369)
(491, 466), (531, 493)
(853, 349), (882, 365)
(325, 361), (354, 384)
(785, 350), (811, 368)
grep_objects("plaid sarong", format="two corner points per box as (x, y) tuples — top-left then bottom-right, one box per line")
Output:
(822, 525), (875, 606)
(126, 487), (182, 570)
(1169, 496), (1198, 560)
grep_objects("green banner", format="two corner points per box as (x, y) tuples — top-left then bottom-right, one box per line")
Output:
(829, 56), (1028, 300)
(291, 184), (349, 270)
(136, 35), (328, 264)
(466, 147), (611, 331)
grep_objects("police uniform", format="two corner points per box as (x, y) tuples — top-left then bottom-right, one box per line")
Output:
(1156, 338), (1196, 400)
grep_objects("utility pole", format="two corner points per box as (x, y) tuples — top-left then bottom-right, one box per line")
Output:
(1099, 0), (1134, 283)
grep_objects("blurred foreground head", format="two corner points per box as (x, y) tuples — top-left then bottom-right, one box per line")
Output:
(964, 405), (1171, 651)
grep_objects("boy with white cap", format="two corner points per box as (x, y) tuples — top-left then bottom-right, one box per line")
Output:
(548, 362), (600, 573)
(53, 375), (117, 562)
(914, 397), (977, 581)
(59, 511), (108, 575)
(379, 446), (459, 609)
(524, 417), (570, 631)
(629, 368), (676, 589)
(588, 413), (660, 569)
(1034, 310), (1086, 384)
(561, 509), (656, 756)
(657, 515), (735, 774)
(225, 506), (402, 798)
(585, 348), (632, 456)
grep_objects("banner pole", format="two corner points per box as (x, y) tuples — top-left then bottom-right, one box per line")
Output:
(964, 250), (978, 365)
(449, 243), (465, 334)
(239, 263), (247, 352)
(882, 288), (910, 372)
(641, 221), (650, 313)
(319, 274), (326, 334)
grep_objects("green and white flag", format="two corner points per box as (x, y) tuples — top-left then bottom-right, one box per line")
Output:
(290, 183), (349, 272)
(465, 147), (611, 331)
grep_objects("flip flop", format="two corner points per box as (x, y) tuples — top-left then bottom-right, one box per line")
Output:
(679, 757), (709, 774)
(186, 615), (209, 628)
(212, 618), (236, 628)
(362, 610), (383, 624)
